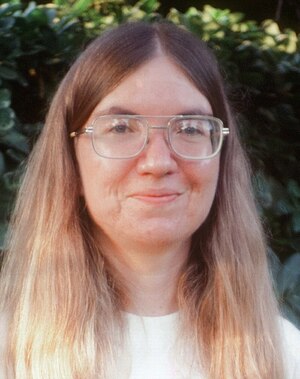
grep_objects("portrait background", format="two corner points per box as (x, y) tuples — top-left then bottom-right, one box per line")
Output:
(0, 0), (299, 328)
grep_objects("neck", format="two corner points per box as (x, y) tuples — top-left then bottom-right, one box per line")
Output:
(100, 236), (190, 316)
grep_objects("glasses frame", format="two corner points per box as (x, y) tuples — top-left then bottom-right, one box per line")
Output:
(70, 114), (229, 160)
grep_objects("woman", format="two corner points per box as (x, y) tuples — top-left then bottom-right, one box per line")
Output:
(0, 21), (299, 379)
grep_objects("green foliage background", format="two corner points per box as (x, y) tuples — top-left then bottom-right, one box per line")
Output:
(0, 0), (299, 327)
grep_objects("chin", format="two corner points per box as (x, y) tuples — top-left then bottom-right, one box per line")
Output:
(132, 227), (193, 249)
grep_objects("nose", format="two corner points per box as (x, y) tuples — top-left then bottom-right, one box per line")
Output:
(136, 129), (178, 177)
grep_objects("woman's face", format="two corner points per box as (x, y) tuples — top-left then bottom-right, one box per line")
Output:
(75, 55), (220, 252)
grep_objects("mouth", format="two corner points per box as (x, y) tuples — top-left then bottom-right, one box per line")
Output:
(130, 191), (183, 204)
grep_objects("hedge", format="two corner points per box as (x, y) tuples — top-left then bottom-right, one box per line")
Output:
(0, 0), (299, 327)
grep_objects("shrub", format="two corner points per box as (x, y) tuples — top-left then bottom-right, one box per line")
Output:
(0, 0), (299, 326)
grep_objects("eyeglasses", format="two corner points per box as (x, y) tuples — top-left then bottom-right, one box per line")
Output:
(70, 115), (229, 160)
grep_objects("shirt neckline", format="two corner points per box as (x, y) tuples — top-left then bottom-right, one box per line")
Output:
(123, 311), (179, 323)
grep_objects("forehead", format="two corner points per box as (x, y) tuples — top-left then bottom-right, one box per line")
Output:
(91, 55), (212, 118)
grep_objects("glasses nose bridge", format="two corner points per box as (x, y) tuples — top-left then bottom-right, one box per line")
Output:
(145, 122), (171, 149)
(149, 124), (167, 130)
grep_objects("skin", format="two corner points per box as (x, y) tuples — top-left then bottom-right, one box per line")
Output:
(75, 55), (220, 315)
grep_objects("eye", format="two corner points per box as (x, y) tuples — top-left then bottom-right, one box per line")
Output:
(175, 120), (207, 138)
(179, 125), (203, 136)
(110, 121), (132, 134)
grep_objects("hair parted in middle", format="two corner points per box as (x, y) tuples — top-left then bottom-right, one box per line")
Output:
(0, 21), (283, 379)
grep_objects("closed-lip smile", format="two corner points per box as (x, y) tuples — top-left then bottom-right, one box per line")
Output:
(130, 190), (183, 204)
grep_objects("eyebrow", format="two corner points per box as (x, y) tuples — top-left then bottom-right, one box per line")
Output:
(179, 108), (213, 116)
(94, 106), (212, 117)
(94, 107), (136, 117)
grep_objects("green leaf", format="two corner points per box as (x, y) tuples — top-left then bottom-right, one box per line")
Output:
(0, 221), (8, 250)
(0, 108), (15, 133)
(5, 148), (26, 163)
(0, 130), (29, 154)
(22, 1), (37, 17)
(292, 213), (300, 234)
(0, 174), (17, 249)
(288, 180), (300, 199)
(0, 151), (5, 175)
(286, 293), (300, 315)
(0, 3), (21, 17)
(277, 253), (300, 295)
(71, 0), (93, 15)
(253, 172), (273, 209)
(0, 88), (11, 108)
(274, 198), (293, 216)
(0, 66), (18, 80)
(0, 16), (15, 30)
(137, 0), (160, 13)
(26, 7), (49, 26)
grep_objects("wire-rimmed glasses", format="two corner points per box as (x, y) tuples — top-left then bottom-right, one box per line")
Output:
(70, 115), (229, 160)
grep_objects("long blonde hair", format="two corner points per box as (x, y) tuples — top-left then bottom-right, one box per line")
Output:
(0, 21), (284, 378)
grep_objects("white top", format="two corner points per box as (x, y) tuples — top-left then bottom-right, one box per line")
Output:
(0, 313), (299, 378)
(119, 313), (300, 379)
(119, 312), (201, 379)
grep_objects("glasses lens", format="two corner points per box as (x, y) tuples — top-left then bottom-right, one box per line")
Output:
(92, 116), (146, 158)
(170, 117), (222, 159)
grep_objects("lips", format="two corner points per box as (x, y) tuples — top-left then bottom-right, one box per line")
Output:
(129, 189), (183, 204)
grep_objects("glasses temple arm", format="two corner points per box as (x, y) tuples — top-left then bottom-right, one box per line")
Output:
(70, 127), (93, 138)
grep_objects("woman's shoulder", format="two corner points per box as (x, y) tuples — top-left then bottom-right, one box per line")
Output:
(278, 317), (300, 379)
(279, 317), (300, 353)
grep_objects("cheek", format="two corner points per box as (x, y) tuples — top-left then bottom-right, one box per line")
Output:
(187, 159), (220, 218)
(76, 151), (134, 216)
(77, 165), (121, 228)
(189, 158), (220, 192)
